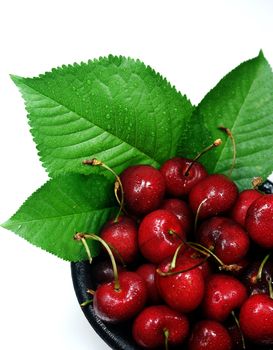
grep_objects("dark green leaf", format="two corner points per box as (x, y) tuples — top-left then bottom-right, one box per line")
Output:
(2, 174), (117, 261)
(178, 51), (273, 190)
(12, 56), (193, 177)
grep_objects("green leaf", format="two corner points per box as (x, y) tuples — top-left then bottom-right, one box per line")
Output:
(178, 51), (273, 190)
(2, 174), (118, 261)
(12, 55), (193, 177)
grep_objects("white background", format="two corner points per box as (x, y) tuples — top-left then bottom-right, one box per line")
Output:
(0, 1), (273, 349)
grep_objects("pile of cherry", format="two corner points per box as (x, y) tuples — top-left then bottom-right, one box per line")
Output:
(76, 144), (273, 350)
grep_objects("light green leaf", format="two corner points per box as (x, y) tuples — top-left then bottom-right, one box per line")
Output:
(12, 55), (193, 177)
(2, 174), (117, 261)
(178, 51), (273, 190)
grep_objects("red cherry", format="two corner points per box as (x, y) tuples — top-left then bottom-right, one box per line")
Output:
(160, 198), (193, 234)
(132, 305), (189, 348)
(239, 294), (273, 345)
(197, 216), (250, 265)
(135, 263), (162, 304)
(120, 165), (166, 215)
(230, 189), (262, 227)
(245, 194), (273, 248)
(189, 174), (238, 219)
(188, 320), (232, 350)
(160, 157), (207, 196)
(93, 271), (147, 323)
(242, 259), (273, 295)
(182, 247), (213, 279)
(100, 216), (138, 264)
(156, 254), (205, 313)
(202, 274), (247, 321)
(138, 209), (186, 264)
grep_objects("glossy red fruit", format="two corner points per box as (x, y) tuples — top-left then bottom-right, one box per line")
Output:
(160, 198), (193, 234)
(160, 157), (207, 197)
(243, 259), (273, 295)
(93, 271), (147, 323)
(197, 217), (249, 265)
(135, 263), (162, 304)
(230, 189), (262, 227)
(120, 165), (166, 215)
(100, 216), (138, 264)
(189, 174), (238, 219)
(245, 194), (273, 248)
(188, 320), (232, 350)
(182, 247), (212, 279)
(132, 305), (189, 348)
(239, 294), (273, 345)
(203, 274), (247, 321)
(156, 254), (205, 313)
(138, 209), (186, 264)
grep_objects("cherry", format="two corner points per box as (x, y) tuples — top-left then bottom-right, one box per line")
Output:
(93, 271), (147, 323)
(196, 216), (249, 265)
(89, 259), (124, 286)
(120, 164), (166, 215)
(239, 294), (273, 345)
(189, 174), (239, 219)
(202, 274), (247, 321)
(188, 320), (232, 350)
(160, 157), (208, 196)
(230, 189), (262, 227)
(156, 254), (205, 313)
(245, 194), (273, 249)
(181, 247), (213, 279)
(242, 256), (273, 295)
(100, 216), (138, 264)
(135, 263), (162, 304)
(132, 305), (189, 348)
(160, 198), (193, 234)
(138, 209), (186, 264)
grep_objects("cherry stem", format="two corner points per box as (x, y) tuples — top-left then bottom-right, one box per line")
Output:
(163, 328), (169, 350)
(194, 198), (208, 232)
(80, 299), (93, 307)
(184, 138), (222, 176)
(87, 289), (95, 295)
(187, 241), (240, 272)
(157, 256), (209, 277)
(251, 176), (264, 190)
(256, 253), (271, 282)
(218, 126), (236, 177)
(81, 237), (93, 264)
(74, 232), (120, 291)
(82, 158), (125, 221)
(170, 243), (186, 270)
(231, 310), (246, 350)
(267, 276), (273, 299)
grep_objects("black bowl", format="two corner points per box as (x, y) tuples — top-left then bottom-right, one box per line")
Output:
(71, 180), (273, 350)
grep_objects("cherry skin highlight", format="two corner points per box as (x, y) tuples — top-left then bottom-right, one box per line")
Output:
(189, 174), (238, 219)
(156, 254), (205, 313)
(239, 294), (273, 345)
(132, 305), (189, 348)
(138, 209), (186, 264)
(230, 189), (262, 227)
(160, 157), (208, 197)
(245, 194), (273, 249)
(120, 164), (166, 215)
(100, 216), (138, 264)
(160, 198), (193, 234)
(188, 320), (232, 350)
(202, 274), (247, 322)
(93, 271), (147, 323)
(197, 216), (250, 265)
